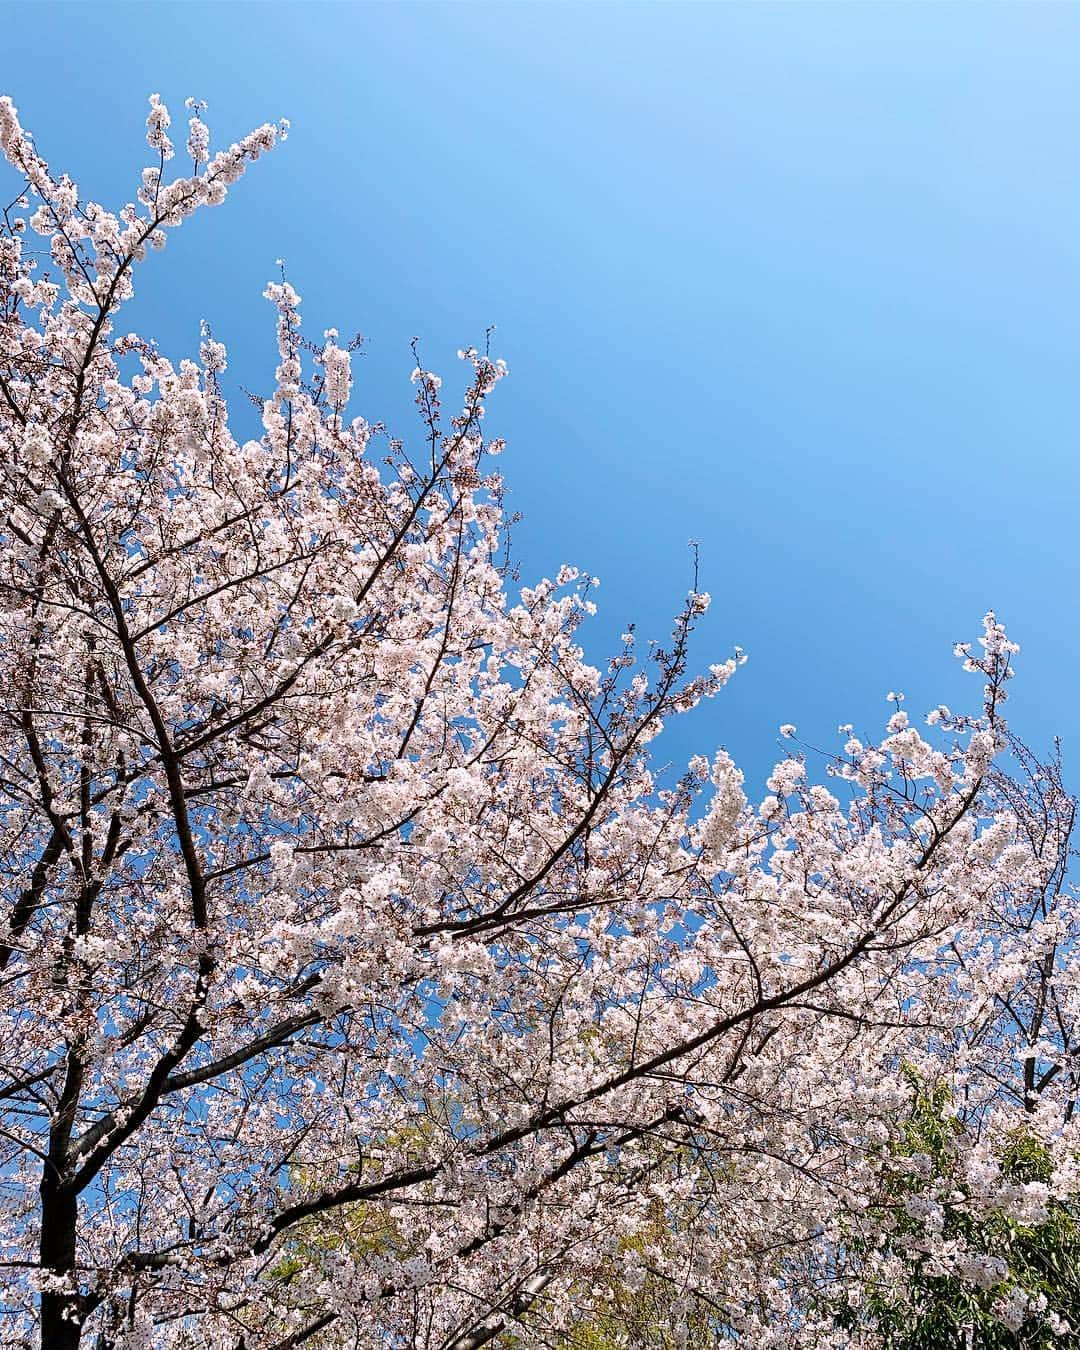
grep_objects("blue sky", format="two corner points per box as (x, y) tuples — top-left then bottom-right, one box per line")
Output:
(6, 1), (1080, 794)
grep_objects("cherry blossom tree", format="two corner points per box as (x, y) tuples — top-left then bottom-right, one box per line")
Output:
(0, 94), (1077, 1349)
(826, 741), (1080, 1348)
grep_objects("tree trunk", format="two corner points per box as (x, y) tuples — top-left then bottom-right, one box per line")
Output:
(39, 1173), (82, 1350)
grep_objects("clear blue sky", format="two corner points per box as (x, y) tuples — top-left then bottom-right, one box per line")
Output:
(6, 1), (1080, 793)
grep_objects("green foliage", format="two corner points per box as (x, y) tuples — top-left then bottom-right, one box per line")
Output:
(502, 1178), (729, 1349)
(835, 1072), (1080, 1349)
(548, 1239), (717, 1350)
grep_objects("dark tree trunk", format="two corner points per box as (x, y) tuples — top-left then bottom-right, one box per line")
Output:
(39, 1172), (82, 1350)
